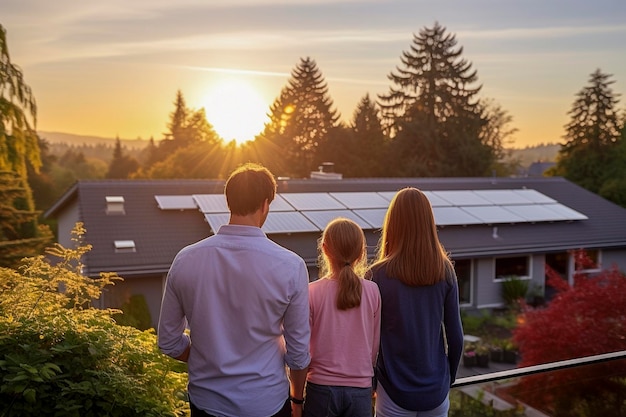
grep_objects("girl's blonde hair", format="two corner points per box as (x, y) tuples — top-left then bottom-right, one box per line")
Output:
(372, 187), (451, 286)
(318, 218), (367, 310)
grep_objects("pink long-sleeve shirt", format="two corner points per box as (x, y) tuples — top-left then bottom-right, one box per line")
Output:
(307, 277), (381, 388)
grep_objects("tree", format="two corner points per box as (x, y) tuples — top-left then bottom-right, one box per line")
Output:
(0, 171), (52, 268)
(551, 69), (622, 194)
(143, 91), (223, 175)
(480, 98), (519, 176)
(257, 57), (341, 178)
(344, 94), (389, 177)
(511, 250), (626, 415)
(106, 137), (140, 179)
(0, 24), (40, 178)
(0, 25), (51, 266)
(378, 22), (494, 177)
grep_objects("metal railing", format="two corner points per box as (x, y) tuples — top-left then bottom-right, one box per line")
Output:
(451, 350), (626, 388)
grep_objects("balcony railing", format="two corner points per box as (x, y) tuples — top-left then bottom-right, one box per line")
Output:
(452, 350), (626, 388)
(449, 350), (626, 416)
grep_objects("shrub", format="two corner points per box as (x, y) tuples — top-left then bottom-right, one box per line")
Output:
(0, 223), (189, 416)
(500, 276), (529, 307)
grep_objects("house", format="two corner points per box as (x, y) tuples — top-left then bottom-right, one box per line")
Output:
(44, 176), (626, 328)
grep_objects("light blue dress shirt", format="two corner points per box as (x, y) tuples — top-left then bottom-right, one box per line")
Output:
(158, 224), (311, 417)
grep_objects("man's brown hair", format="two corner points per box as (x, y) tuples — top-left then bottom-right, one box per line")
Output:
(225, 163), (276, 216)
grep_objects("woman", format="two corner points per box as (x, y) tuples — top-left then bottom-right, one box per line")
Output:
(304, 218), (381, 417)
(370, 188), (464, 417)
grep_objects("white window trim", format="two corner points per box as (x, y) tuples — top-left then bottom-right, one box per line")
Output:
(493, 255), (532, 282)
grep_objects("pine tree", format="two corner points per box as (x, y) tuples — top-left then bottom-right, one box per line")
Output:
(258, 57), (341, 178)
(378, 22), (492, 177)
(347, 94), (388, 177)
(553, 69), (622, 193)
(106, 137), (140, 179)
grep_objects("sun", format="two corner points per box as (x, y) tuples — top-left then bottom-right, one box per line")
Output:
(202, 78), (269, 145)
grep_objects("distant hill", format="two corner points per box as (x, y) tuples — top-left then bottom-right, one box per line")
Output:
(508, 143), (560, 167)
(37, 131), (561, 169)
(38, 131), (151, 150)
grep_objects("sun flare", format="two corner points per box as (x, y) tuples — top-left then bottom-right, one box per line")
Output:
(202, 78), (269, 145)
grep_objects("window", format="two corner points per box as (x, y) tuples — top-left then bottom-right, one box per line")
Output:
(114, 240), (136, 253)
(574, 249), (601, 273)
(453, 259), (472, 305)
(106, 196), (125, 215)
(495, 256), (530, 281)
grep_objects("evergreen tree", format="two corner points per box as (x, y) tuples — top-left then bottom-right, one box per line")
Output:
(257, 57), (341, 178)
(0, 24), (51, 265)
(552, 69), (622, 194)
(345, 94), (389, 177)
(0, 24), (41, 178)
(147, 92), (223, 173)
(0, 171), (52, 268)
(378, 22), (492, 177)
(106, 137), (140, 179)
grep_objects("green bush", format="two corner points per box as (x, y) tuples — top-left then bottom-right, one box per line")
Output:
(500, 276), (529, 307)
(0, 223), (189, 416)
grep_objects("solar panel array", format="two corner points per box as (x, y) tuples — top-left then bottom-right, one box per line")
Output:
(155, 189), (588, 234)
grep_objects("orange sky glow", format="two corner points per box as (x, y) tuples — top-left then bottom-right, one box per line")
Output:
(2, 1), (625, 148)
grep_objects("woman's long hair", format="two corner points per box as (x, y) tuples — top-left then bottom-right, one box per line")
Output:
(372, 187), (450, 286)
(318, 218), (367, 310)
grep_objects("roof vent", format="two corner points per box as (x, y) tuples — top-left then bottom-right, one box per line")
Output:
(106, 196), (125, 215)
(114, 240), (136, 253)
(310, 162), (342, 180)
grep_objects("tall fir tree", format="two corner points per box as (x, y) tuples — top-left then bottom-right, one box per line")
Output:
(378, 22), (492, 177)
(552, 69), (622, 194)
(257, 57), (341, 178)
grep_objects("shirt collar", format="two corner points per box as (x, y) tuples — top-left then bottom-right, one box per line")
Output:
(217, 224), (267, 238)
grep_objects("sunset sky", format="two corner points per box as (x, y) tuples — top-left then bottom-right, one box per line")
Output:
(2, 0), (625, 147)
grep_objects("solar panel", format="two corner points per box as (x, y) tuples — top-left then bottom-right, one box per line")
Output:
(329, 192), (390, 209)
(472, 190), (534, 205)
(542, 203), (588, 220)
(422, 191), (454, 207)
(503, 204), (565, 222)
(280, 193), (346, 210)
(432, 190), (492, 206)
(271, 194), (296, 212)
(432, 207), (483, 226)
(377, 191), (398, 202)
(155, 195), (197, 210)
(194, 194), (229, 213)
(262, 212), (320, 234)
(512, 189), (556, 204)
(204, 213), (229, 233)
(352, 209), (388, 229)
(302, 210), (372, 230)
(462, 205), (527, 224)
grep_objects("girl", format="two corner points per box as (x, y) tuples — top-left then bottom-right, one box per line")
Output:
(304, 218), (381, 417)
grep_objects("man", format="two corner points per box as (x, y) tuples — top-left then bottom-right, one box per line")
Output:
(158, 163), (311, 417)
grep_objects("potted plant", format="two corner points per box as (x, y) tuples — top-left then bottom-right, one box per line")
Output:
(502, 340), (519, 364)
(475, 343), (490, 367)
(463, 342), (477, 367)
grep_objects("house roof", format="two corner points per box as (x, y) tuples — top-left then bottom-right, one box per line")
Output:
(44, 177), (626, 278)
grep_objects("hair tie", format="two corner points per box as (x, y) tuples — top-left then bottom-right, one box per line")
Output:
(344, 262), (351, 267)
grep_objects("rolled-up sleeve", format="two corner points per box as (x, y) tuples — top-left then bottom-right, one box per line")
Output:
(157, 262), (191, 359)
(282, 259), (311, 370)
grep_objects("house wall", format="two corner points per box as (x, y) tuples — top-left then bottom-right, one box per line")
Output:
(56, 202), (80, 248)
(101, 274), (165, 329)
(602, 248), (626, 272)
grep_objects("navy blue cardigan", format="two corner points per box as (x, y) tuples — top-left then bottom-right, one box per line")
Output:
(372, 265), (464, 411)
